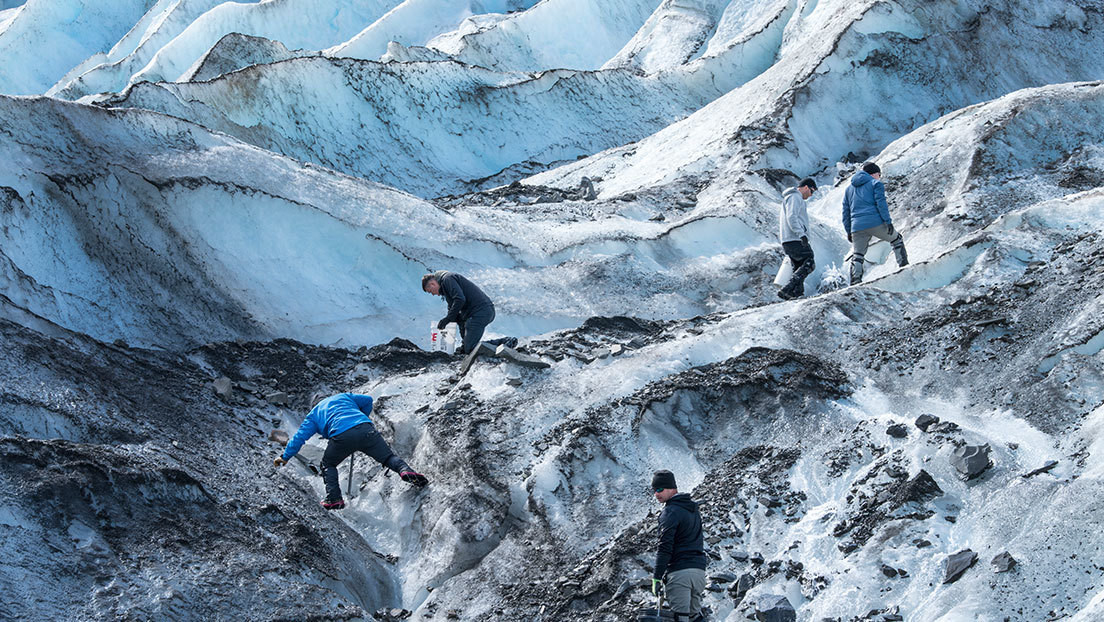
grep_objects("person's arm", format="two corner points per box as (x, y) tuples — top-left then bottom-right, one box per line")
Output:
(841, 190), (852, 236)
(654, 509), (676, 580)
(282, 412), (319, 460)
(348, 394), (373, 416)
(441, 275), (467, 322)
(788, 196), (808, 239)
(874, 181), (891, 224)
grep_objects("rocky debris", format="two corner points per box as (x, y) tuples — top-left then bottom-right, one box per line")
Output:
(1022, 460), (1059, 478)
(213, 376), (233, 400)
(374, 608), (412, 621)
(833, 469), (943, 550)
(992, 551), (1017, 573)
(265, 391), (289, 406)
(754, 594), (796, 621)
(268, 429), (289, 444)
(460, 342), (497, 375)
(880, 564), (899, 578)
(526, 315), (673, 363)
(943, 549), (978, 584)
(710, 572), (737, 583)
(927, 420), (962, 435)
(495, 345), (552, 369)
(915, 414), (940, 431)
(505, 376), (523, 387)
(886, 423), (909, 438)
(950, 444), (993, 480)
(729, 573), (755, 604)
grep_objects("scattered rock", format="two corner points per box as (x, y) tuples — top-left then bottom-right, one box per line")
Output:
(268, 430), (289, 444)
(212, 376), (233, 400)
(754, 594), (796, 622)
(758, 496), (782, 508)
(881, 564), (898, 578)
(886, 423), (909, 438)
(915, 414), (940, 431)
(1021, 460), (1058, 478)
(913, 539), (932, 548)
(991, 551), (1017, 573)
(729, 573), (754, 604)
(505, 376), (523, 387)
(495, 345), (551, 369)
(750, 552), (765, 564)
(733, 551), (749, 562)
(610, 344), (624, 356)
(710, 572), (737, 583)
(265, 391), (289, 406)
(928, 421), (962, 434)
(943, 549), (978, 583)
(950, 444), (992, 480)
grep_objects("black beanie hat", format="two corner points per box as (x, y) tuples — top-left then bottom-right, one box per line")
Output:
(651, 470), (677, 490)
(862, 162), (881, 175)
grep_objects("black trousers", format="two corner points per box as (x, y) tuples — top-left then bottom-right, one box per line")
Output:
(781, 239), (816, 295)
(320, 422), (409, 502)
(459, 304), (495, 353)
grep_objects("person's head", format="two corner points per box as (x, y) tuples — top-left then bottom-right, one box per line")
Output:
(797, 177), (817, 200)
(651, 469), (678, 503)
(862, 162), (881, 179)
(421, 273), (440, 295)
(309, 390), (331, 410)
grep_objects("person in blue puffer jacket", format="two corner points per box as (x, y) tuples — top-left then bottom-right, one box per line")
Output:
(842, 161), (908, 284)
(274, 392), (427, 510)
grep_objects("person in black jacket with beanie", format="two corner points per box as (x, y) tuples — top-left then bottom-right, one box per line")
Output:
(422, 271), (495, 355)
(651, 470), (708, 622)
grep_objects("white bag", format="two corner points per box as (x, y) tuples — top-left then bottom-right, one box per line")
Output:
(774, 257), (793, 286)
(429, 322), (458, 354)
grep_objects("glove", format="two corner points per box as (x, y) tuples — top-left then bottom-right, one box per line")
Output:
(800, 236), (808, 244)
(886, 223), (896, 236)
(274, 457), (287, 467)
(847, 233), (853, 243)
(437, 318), (449, 330)
(651, 578), (661, 595)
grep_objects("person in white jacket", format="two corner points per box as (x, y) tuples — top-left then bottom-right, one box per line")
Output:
(778, 177), (818, 300)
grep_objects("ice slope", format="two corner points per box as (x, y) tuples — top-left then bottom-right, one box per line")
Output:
(236, 80), (1104, 621)
(50, 0), (401, 100)
(105, 57), (721, 197)
(325, 0), (541, 62)
(0, 0), (161, 95)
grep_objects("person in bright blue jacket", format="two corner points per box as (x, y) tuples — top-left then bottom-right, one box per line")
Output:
(274, 392), (427, 510)
(842, 161), (908, 284)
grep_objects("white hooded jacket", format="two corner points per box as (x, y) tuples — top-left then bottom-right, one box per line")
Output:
(779, 186), (809, 243)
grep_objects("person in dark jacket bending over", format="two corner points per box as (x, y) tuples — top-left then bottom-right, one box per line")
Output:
(274, 393), (427, 510)
(651, 470), (708, 622)
(778, 177), (818, 300)
(842, 161), (908, 285)
(422, 271), (495, 355)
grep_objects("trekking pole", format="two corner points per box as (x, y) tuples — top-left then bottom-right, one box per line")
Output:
(346, 453), (355, 498)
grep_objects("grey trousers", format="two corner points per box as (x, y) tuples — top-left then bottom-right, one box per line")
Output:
(850, 223), (907, 284)
(666, 567), (706, 618)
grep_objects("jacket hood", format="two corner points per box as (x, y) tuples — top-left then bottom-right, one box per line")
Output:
(782, 186), (797, 199)
(667, 493), (699, 513)
(851, 171), (874, 187)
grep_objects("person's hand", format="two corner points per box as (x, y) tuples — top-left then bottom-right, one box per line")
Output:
(274, 457), (287, 467)
(847, 233), (853, 243)
(437, 318), (449, 330)
(801, 236), (808, 244)
(651, 578), (662, 595)
(886, 223), (896, 236)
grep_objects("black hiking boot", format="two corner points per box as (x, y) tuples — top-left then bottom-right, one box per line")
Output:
(777, 288), (797, 301)
(400, 470), (429, 487)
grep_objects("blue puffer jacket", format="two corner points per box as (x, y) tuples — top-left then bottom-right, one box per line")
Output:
(842, 171), (891, 235)
(281, 393), (373, 460)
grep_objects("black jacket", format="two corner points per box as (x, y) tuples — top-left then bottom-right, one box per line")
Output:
(654, 493), (707, 579)
(435, 270), (493, 323)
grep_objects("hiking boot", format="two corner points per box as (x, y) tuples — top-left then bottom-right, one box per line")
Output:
(321, 499), (346, 510)
(400, 471), (429, 487)
(777, 288), (797, 301)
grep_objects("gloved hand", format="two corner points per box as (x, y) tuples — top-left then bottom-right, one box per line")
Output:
(651, 578), (662, 595)
(437, 318), (449, 330)
(274, 456), (287, 467)
(886, 223), (896, 236)
(801, 236), (808, 244)
(847, 232), (853, 243)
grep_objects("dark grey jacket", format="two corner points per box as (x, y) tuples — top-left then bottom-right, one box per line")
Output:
(654, 493), (708, 579)
(434, 270), (493, 323)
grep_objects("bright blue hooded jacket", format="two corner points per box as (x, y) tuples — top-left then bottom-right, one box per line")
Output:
(281, 393), (372, 460)
(842, 171), (891, 235)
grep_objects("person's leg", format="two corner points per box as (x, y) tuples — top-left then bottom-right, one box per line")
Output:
(352, 423), (428, 486)
(784, 240), (815, 296)
(461, 305), (495, 354)
(686, 568), (706, 619)
(320, 433), (357, 504)
(665, 569), (695, 621)
(850, 227), (875, 285)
